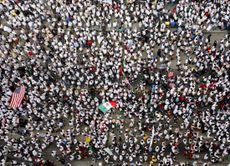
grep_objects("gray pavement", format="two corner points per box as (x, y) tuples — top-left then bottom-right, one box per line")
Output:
(0, 1), (229, 166)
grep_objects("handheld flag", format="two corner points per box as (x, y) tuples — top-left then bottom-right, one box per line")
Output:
(9, 86), (26, 108)
(98, 101), (117, 113)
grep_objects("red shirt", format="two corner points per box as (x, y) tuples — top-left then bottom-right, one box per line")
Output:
(28, 51), (33, 57)
(87, 40), (93, 46)
(200, 84), (207, 89)
(179, 96), (185, 102)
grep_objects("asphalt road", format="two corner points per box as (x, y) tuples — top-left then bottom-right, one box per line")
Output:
(1, 1), (229, 166)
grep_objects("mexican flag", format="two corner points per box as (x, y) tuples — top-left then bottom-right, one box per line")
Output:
(98, 101), (117, 113)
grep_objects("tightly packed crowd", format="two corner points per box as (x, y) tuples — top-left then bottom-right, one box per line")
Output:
(0, 0), (229, 166)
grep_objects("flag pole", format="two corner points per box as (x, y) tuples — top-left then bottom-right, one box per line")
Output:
(121, 51), (134, 91)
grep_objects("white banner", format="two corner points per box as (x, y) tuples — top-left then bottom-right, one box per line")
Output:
(104, 148), (113, 155)
(102, 0), (112, 4)
(149, 125), (155, 152)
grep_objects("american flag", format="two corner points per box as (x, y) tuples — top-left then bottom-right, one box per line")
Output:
(9, 86), (26, 108)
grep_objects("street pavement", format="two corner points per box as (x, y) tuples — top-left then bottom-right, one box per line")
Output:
(1, 1), (229, 166)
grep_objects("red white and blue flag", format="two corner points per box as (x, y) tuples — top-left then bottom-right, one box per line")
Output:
(9, 86), (26, 108)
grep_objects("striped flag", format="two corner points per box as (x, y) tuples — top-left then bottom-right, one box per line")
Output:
(98, 101), (117, 113)
(9, 86), (26, 108)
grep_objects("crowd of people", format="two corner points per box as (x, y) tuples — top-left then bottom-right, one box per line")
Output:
(0, 0), (229, 165)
